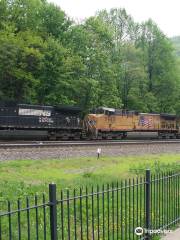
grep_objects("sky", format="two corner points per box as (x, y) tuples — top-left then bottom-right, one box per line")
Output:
(48, 0), (180, 37)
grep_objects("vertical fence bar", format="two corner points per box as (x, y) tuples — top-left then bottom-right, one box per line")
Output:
(35, 195), (39, 240)
(67, 189), (71, 240)
(73, 189), (77, 240)
(161, 173), (164, 228)
(97, 185), (100, 240)
(79, 188), (83, 240)
(173, 172), (176, 226)
(150, 174), (153, 231)
(178, 173), (180, 223)
(49, 183), (58, 240)
(120, 181), (123, 240)
(153, 174), (155, 229)
(26, 197), (30, 240)
(167, 172), (170, 226)
(166, 173), (168, 227)
(43, 194), (47, 240)
(175, 173), (177, 223)
(145, 169), (151, 240)
(132, 178), (135, 240)
(161, 173), (163, 228)
(60, 190), (64, 240)
(112, 182), (114, 240)
(136, 177), (139, 230)
(140, 177), (142, 229)
(116, 182), (119, 240)
(176, 173), (179, 223)
(128, 179), (131, 240)
(85, 187), (89, 240)
(0, 215), (1, 240)
(8, 201), (12, 240)
(165, 173), (167, 228)
(158, 174), (161, 229)
(168, 172), (171, 227)
(17, 199), (21, 240)
(107, 184), (110, 240)
(125, 180), (127, 240)
(171, 172), (174, 226)
(91, 186), (95, 240)
(156, 174), (158, 230)
(102, 185), (105, 240)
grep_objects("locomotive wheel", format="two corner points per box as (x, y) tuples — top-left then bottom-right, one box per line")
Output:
(106, 135), (112, 140)
(73, 132), (81, 140)
(170, 134), (176, 139)
(112, 134), (122, 140)
(158, 134), (163, 139)
(62, 135), (70, 140)
(97, 133), (103, 140)
(48, 135), (57, 140)
(121, 133), (127, 139)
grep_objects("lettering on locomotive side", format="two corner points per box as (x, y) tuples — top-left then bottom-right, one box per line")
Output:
(39, 117), (54, 123)
(19, 108), (51, 117)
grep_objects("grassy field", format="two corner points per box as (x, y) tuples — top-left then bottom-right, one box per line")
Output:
(0, 153), (180, 200)
(0, 154), (180, 239)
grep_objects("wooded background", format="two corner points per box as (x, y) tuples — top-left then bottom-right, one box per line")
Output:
(0, 0), (180, 114)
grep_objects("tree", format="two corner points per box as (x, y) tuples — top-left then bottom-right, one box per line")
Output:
(37, 36), (85, 105)
(97, 9), (147, 109)
(137, 19), (179, 112)
(38, 1), (71, 40)
(66, 17), (120, 110)
(0, 29), (44, 102)
(98, 8), (138, 45)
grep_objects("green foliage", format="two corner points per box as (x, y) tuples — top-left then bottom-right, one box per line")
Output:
(171, 36), (180, 57)
(0, 29), (43, 102)
(136, 20), (179, 112)
(0, 1), (179, 113)
(38, 1), (71, 39)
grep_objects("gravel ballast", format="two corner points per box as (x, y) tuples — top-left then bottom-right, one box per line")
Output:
(1, 143), (180, 161)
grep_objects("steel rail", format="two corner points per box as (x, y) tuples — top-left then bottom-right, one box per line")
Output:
(0, 139), (180, 149)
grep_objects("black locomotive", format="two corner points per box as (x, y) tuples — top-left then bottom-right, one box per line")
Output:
(0, 103), (82, 140)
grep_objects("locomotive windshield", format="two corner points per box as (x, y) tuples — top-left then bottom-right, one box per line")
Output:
(94, 107), (115, 115)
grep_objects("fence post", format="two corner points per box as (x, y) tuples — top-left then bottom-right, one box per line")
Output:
(145, 169), (151, 240)
(49, 183), (58, 240)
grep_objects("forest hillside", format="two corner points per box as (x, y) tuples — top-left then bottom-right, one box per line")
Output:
(0, 0), (180, 114)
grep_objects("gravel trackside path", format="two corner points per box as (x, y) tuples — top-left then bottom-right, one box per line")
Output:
(161, 227), (180, 239)
(1, 143), (180, 161)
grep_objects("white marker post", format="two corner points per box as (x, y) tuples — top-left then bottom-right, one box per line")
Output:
(97, 148), (101, 159)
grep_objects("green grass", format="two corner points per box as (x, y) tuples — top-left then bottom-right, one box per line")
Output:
(0, 154), (180, 239)
(0, 153), (180, 200)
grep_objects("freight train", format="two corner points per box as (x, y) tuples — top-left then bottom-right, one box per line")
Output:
(0, 103), (179, 140)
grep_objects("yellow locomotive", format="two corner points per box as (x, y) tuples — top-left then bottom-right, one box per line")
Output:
(85, 107), (178, 139)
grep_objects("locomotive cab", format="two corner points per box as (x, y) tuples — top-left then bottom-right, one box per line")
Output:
(84, 107), (135, 140)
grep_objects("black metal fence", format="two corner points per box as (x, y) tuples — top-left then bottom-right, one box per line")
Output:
(0, 170), (179, 240)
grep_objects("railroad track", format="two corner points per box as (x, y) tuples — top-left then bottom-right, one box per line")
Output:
(0, 139), (180, 149)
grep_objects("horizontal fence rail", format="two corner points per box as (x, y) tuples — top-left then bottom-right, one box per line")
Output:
(0, 170), (179, 240)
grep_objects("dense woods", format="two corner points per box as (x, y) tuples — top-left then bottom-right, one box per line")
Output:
(171, 36), (180, 58)
(0, 0), (179, 114)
